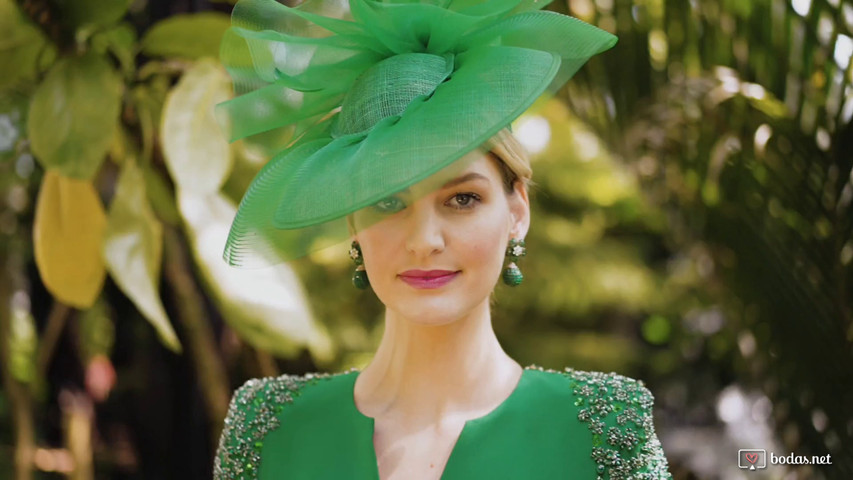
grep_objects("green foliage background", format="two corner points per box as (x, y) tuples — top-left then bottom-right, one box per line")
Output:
(0, 0), (851, 478)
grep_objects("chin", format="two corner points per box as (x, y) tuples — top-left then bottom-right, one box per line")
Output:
(386, 291), (485, 326)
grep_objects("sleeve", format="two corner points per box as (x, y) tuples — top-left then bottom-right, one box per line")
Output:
(569, 369), (673, 480)
(213, 378), (263, 480)
(622, 381), (672, 479)
(213, 375), (306, 480)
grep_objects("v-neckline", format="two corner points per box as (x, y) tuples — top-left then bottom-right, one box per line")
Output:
(348, 367), (531, 479)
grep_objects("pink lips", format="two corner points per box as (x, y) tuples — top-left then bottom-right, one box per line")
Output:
(398, 270), (460, 289)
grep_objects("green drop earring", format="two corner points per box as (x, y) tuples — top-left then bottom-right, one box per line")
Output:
(349, 241), (370, 289)
(502, 238), (527, 286)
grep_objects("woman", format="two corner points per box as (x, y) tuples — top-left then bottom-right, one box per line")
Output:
(213, 0), (672, 478)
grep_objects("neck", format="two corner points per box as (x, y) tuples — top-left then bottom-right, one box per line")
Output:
(355, 297), (522, 424)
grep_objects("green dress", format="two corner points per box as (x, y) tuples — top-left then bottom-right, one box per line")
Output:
(213, 365), (672, 479)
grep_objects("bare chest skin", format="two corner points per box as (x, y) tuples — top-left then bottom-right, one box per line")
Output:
(354, 360), (525, 479)
(372, 415), (467, 480)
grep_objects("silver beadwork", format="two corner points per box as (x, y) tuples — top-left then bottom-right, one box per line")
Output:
(213, 369), (357, 479)
(214, 365), (672, 480)
(546, 364), (672, 480)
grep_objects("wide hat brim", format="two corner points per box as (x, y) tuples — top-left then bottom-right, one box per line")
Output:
(217, 0), (618, 268)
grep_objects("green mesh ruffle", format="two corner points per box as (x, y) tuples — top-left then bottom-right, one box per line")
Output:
(217, 0), (618, 267)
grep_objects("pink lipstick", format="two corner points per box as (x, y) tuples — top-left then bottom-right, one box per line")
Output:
(398, 270), (460, 289)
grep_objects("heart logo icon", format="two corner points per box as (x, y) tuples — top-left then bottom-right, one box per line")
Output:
(745, 453), (758, 464)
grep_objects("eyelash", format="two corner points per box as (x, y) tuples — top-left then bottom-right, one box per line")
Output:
(448, 192), (481, 210)
(372, 192), (482, 214)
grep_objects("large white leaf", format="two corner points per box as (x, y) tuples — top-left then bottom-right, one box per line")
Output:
(103, 159), (181, 352)
(160, 59), (233, 194)
(177, 189), (333, 361)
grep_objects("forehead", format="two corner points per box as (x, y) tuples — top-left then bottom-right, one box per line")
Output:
(387, 149), (501, 200)
(423, 150), (500, 190)
(445, 154), (500, 182)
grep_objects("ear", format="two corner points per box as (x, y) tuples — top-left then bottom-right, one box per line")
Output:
(507, 181), (530, 240)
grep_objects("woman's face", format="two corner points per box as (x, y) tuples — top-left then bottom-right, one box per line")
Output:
(352, 151), (530, 325)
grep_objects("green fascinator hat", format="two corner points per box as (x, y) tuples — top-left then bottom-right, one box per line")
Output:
(217, 0), (617, 268)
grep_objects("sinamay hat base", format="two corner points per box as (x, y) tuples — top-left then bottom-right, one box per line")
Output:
(217, 0), (618, 268)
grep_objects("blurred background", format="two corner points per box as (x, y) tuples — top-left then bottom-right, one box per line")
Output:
(1, 0), (851, 478)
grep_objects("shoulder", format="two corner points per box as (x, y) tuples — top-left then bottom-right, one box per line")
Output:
(528, 365), (673, 480)
(213, 370), (355, 480)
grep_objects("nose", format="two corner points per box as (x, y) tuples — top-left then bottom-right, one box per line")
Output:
(403, 198), (445, 258)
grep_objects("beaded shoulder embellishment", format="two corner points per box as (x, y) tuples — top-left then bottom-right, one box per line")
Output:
(213, 369), (357, 480)
(527, 364), (672, 480)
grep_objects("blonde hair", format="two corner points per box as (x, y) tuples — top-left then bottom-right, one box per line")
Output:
(486, 128), (535, 195)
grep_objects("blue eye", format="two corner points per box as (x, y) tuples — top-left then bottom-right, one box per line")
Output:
(372, 195), (406, 214)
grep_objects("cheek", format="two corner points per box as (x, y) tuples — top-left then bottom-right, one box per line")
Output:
(357, 233), (387, 271)
(356, 228), (403, 292)
(453, 216), (508, 269)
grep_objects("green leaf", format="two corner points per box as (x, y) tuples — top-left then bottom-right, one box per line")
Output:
(91, 22), (137, 78)
(178, 189), (333, 361)
(142, 166), (181, 226)
(160, 58), (233, 193)
(27, 52), (123, 180)
(0, 0), (55, 92)
(53, 0), (132, 38)
(103, 158), (181, 353)
(141, 13), (231, 60)
(131, 84), (165, 162)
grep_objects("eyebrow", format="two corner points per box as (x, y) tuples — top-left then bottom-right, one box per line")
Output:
(392, 172), (490, 196)
(441, 172), (490, 189)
